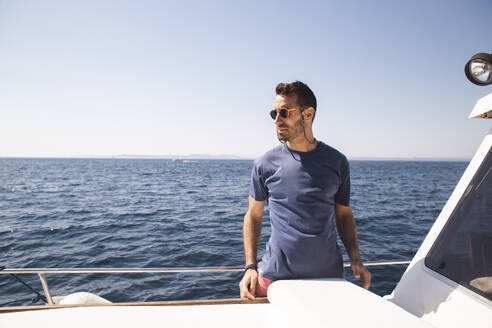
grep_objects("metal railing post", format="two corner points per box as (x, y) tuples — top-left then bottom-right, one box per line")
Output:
(37, 273), (54, 305)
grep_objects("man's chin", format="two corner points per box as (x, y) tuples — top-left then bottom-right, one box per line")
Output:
(277, 132), (289, 142)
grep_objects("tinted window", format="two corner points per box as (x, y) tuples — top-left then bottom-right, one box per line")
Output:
(425, 147), (492, 301)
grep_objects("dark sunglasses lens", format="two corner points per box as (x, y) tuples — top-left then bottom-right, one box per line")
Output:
(279, 109), (288, 118)
(270, 110), (277, 120)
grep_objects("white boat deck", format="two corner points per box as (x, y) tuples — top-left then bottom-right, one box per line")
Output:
(0, 279), (432, 328)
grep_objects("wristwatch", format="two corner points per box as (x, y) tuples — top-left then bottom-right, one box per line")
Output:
(244, 263), (257, 272)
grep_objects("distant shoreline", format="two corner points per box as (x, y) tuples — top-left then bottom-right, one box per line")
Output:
(0, 155), (470, 162)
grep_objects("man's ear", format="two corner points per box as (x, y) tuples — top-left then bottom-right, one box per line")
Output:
(304, 107), (315, 121)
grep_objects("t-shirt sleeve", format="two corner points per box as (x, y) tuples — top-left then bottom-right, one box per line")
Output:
(334, 155), (350, 206)
(249, 159), (268, 201)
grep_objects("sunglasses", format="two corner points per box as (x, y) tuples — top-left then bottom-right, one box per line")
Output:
(269, 107), (300, 120)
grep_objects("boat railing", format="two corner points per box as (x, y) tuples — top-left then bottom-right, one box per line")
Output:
(0, 260), (410, 306)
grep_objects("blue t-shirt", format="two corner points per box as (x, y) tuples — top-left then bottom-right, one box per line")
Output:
(249, 141), (350, 281)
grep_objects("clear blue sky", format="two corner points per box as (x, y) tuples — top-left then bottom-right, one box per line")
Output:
(1, 0), (491, 159)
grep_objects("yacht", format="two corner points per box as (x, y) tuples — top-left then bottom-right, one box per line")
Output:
(0, 53), (490, 327)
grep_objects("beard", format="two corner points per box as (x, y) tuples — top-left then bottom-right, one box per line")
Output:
(276, 118), (304, 142)
(277, 128), (289, 142)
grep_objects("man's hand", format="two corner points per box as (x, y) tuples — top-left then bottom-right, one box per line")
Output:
(239, 268), (258, 300)
(351, 260), (371, 289)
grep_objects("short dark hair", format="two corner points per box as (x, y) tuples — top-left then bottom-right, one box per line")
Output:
(276, 81), (317, 119)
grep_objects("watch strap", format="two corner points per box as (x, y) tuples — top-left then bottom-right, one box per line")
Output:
(244, 263), (257, 272)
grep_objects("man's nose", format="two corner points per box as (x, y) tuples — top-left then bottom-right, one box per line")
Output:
(274, 112), (283, 124)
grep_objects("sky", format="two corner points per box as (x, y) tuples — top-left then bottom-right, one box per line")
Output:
(0, 0), (491, 159)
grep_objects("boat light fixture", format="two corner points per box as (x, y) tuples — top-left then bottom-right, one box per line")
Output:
(465, 53), (492, 86)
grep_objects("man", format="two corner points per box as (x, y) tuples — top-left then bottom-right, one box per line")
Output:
(239, 81), (371, 300)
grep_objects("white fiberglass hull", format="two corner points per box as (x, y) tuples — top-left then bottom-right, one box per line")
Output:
(0, 279), (431, 328)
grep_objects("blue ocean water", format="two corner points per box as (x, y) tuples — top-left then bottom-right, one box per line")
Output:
(0, 158), (467, 307)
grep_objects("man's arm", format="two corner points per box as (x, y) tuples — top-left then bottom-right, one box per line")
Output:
(239, 196), (265, 300)
(334, 203), (371, 289)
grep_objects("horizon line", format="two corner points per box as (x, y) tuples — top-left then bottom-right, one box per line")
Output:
(0, 154), (471, 162)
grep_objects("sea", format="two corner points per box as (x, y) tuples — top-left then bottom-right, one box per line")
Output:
(0, 158), (468, 307)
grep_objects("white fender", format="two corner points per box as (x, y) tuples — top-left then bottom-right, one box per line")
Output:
(53, 292), (112, 305)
